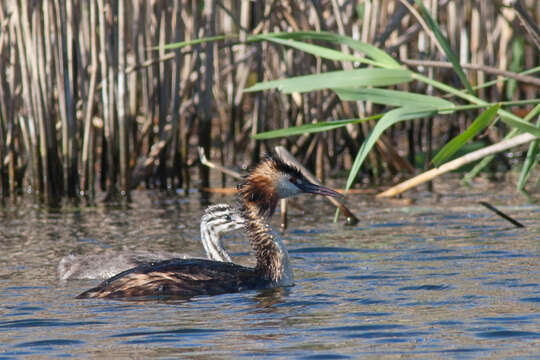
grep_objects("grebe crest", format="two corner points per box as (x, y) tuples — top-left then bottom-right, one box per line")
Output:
(237, 154), (335, 218)
(76, 153), (340, 299)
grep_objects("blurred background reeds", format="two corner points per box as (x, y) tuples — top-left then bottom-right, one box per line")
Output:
(0, 0), (538, 206)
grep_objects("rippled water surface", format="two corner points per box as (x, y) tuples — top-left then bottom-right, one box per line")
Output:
(1, 183), (539, 359)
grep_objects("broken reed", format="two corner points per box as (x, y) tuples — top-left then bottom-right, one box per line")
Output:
(0, 0), (538, 205)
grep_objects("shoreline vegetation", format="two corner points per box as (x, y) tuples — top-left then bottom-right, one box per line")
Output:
(0, 0), (538, 207)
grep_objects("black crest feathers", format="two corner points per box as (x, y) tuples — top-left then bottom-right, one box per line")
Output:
(236, 153), (304, 218)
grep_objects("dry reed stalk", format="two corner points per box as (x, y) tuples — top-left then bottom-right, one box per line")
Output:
(169, 0), (184, 189)
(81, 0), (98, 197)
(66, 0), (78, 197)
(194, 0), (216, 188)
(51, 0), (72, 198)
(97, 0), (110, 191)
(12, 1), (45, 199)
(1, 1), (538, 202)
(377, 133), (537, 198)
(4, 121), (13, 198)
(156, 2), (168, 189)
(117, 0), (128, 194)
(0, 7), (9, 198)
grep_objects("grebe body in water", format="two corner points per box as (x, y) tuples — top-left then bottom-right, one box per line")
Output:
(76, 155), (340, 299)
(58, 204), (243, 281)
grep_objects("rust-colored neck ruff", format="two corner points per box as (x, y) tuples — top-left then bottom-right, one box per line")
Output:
(237, 155), (303, 219)
(237, 170), (278, 219)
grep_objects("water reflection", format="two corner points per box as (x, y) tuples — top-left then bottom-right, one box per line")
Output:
(250, 288), (290, 310)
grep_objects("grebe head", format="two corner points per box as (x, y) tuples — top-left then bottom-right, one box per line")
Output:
(238, 154), (341, 217)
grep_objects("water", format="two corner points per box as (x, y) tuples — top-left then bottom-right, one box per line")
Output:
(1, 184), (539, 359)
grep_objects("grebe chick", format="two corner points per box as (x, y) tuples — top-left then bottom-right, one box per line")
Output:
(58, 204), (244, 281)
(76, 154), (340, 299)
(200, 204), (245, 263)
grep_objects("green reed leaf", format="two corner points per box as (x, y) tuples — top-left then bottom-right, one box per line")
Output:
(334, 87), (454, 109)
(518, 106), (540, 191)
(414, 0), (473, 94)
(252, 31), (400, 68)
(253, 116), (382, 140)
(245, 68), (412, 94)
(432, 104), (500, 167)
(344, 106), (438, 193)
(157, 35), (228, 50)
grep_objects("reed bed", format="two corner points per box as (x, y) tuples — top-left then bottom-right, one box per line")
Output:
(0, 0), (538, 205)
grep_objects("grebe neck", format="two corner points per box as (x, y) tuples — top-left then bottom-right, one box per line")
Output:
(241, 202), (293, 286)
(200, 204), (245, 262)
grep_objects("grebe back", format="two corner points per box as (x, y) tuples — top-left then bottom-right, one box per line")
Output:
(76, 154), (340, 299)
(58, 204), (244, 281)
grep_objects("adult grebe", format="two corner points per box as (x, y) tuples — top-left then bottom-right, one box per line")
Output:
(76, 154), (340, 299)
(57, 204), (243, 281)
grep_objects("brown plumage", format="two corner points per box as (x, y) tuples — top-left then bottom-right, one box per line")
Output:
(76, 259), (268, 299)
(76, 154), (340, 299)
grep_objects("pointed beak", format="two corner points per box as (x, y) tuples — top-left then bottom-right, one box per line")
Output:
(297, 181), (342, 198)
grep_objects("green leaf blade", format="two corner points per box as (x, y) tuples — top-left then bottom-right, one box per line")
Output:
(517, 105), (540, 190)
(253, 116), (382, 140)
(499, 109), (540, 138)
(253, 31), (400, 68)
(334, 87), (454, 109)
(344, 106), (439, 193)
(432, 104), (501, 167)
(413, 0), (473, 94)
(244, 68), (412, 94)
(159, 35), (228, 50)
(255, 35), (361, 63)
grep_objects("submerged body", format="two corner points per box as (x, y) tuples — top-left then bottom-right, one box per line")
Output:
(58, 204), (244, 281)
(58, 250), (189, 281)
(77, 154), (340, 299)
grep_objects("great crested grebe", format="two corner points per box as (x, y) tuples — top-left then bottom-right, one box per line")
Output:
(76, 154), (340, 299)
(57, 204), (243, 281)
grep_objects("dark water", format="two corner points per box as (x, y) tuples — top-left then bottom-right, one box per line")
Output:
(1, 184), (539, 359)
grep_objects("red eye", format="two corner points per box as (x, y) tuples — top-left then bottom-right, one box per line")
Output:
(289, 177), (297, 184)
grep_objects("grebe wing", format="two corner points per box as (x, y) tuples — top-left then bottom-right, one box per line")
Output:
(76, 258), (269, 299)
